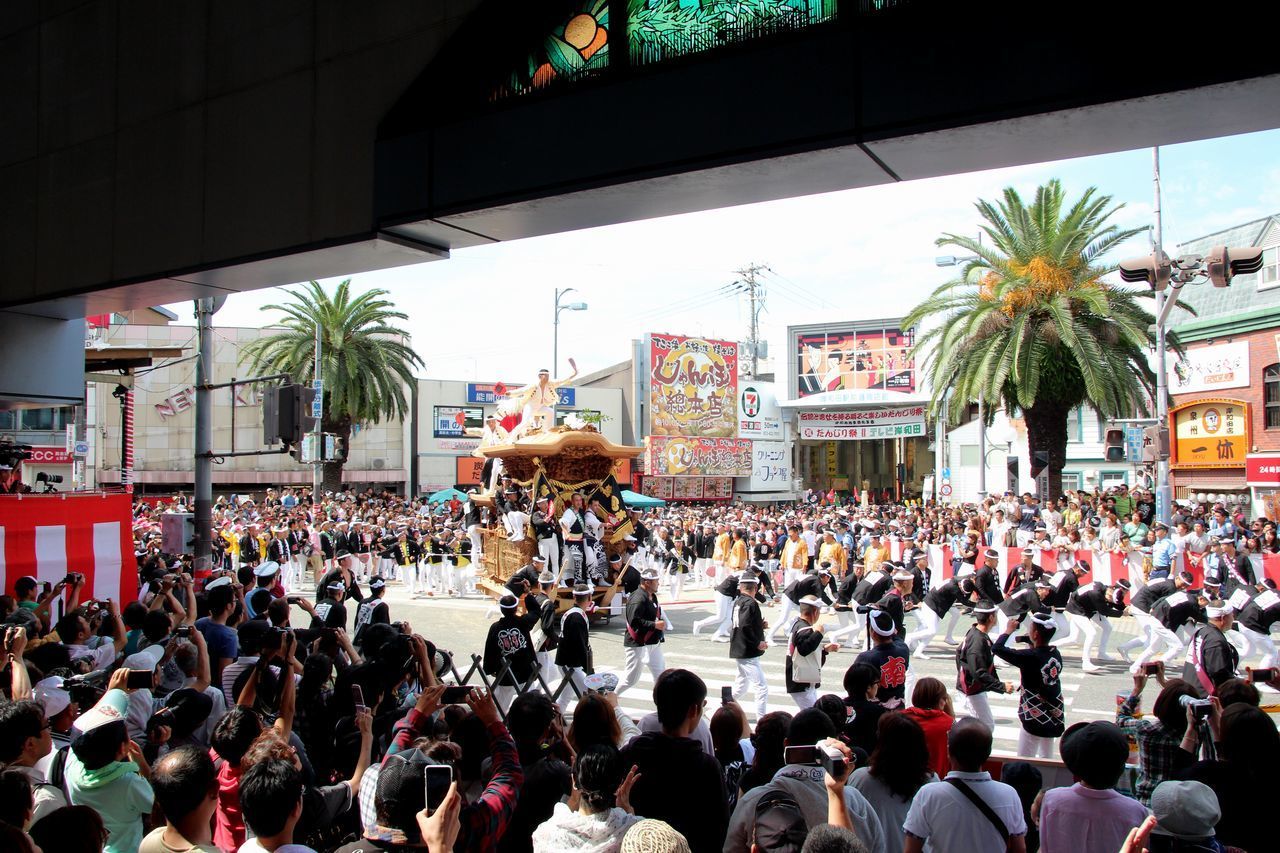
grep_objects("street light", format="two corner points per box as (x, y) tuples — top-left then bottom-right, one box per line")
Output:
(553, 287), (588, 375)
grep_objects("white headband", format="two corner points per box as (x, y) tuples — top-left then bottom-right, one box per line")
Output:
(869, 610), (896, 637)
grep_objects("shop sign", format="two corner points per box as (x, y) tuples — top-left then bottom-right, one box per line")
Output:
(433, 406), (485, 438)
(746, 441), (790, 491)
(798, 405), (927, 441)
(27, 446), (73, 464)
(1168, 341), (1249, 395)
(738, 383), (782, 440)
(1171, 398), (1248, 469)
(648, 333), (738, 437)
(467, 382), (573, 406)
(1246, 455), (1280, 486)
(646, 436), (751, 477)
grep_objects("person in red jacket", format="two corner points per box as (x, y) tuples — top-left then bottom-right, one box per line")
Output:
(902, 676), (956, 779)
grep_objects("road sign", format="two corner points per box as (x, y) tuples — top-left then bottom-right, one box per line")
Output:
(942, 467), (951, 479)
(310, 399), (322, 418)
(940, 484), (953, 497)
(1124, 425), (1145, 461)
(73, 440), (89, 456)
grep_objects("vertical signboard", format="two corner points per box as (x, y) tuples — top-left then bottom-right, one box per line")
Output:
(648, 333), (738, 438)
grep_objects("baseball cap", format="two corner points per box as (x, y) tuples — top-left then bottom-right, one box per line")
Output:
(373, 748), (441, 839)
(752, 790), (808, 853)
(254, 561), (280, 577)
(34, 676), (71, 719)
(1149, 780), (1221, 839)
(73, 688), (129, 734)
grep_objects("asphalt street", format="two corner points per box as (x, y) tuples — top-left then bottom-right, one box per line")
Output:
(351, 579), (1164, 757)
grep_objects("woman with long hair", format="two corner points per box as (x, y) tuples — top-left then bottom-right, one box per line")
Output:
(567, 692), (641, 754)
(851, 712), (936, 853)
(710, 701), (751, 811)
(738, 711), (792, 794)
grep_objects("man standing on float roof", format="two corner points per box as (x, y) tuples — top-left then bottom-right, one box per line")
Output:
(508, 359), (578, 436)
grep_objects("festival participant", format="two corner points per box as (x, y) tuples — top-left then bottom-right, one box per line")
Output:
(995, 579), (1051, 639)
(507, 362), (577, 437)
(771, 565), (834, 641)
(352, 576), (390, 645)
(483, 593), (538, 710)
(975, 548), (1005, 605)
(817, 528), (847, 577)
(531, 498), (561, 583)
(993, 612), (1065, 758)
(874, 567), (918, 641)
(560, 493), (592, 588)
(1183, 599), (1240, 696)
(532, 570), (562, 689)
(728, 574), (769, 720)
(954, 600), (1013, 731)
(907, 572), (974, 659)
(1065, 578), (1129, 673)
(779, 525), (808, 589)
(1044, 561), (1090, 643)
(1235, 578), (1280, 670)
(855, 609), (911, 710)
(617, 568), (666, 698)
(712, 523), (731, 586)
(693, 522), (716, 589)
(554, 584), (594, 710)
(1118, 570), (1191, 669)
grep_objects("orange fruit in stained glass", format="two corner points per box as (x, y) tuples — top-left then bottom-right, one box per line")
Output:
(564, 14), (598, 49)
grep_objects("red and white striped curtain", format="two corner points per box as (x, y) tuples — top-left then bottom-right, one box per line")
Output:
(0, 493), (138, 603)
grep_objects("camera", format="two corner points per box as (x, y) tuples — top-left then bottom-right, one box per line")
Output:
(1179, 695), (1212, 720)
(173, 625), (191, 639)
(0, 441), (33, 468)
(783, 742), (848, 778)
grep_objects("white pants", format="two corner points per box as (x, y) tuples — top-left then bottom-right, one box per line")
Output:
(430, 559), (449, 592)
(1018, 730), (1057, 759)
(734, 658), (769, 719)
(610, 591), (628, 618)
(1241, 626), (1278, 669)
(784, 567), (803, 588)
(942, 608), (966, 643)
(906, 607), (941, 655)
(959, 691), (994, 731)
(1053, 610), (1080, 646)
(539, 537), (561, 581)
(1226, 628), (1250, 658)
(493, 684), (519, 713)
(358, 553), (372, 579)
(291, 554), (306, 587)
(556, 666), (588, 710)
(618, 645), (666, 697)
(693, 557), (712, 588)
(666, 572), (686, 606)
(1120, 610), (1161, 656)
(789, 686), (818, 711)
(694, 593), (734, 638)
(1016, 530), (1034, 548)
(773, 597), (801, 640)
(1132, 622), (1183, 671)
(535, 651), (555, 692)
(1067, 613), (1113, 666)
(827, 610), (863, 647)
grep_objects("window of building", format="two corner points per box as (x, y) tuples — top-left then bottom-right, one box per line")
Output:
(1256, 247), (1279, 291)
(1060, 473), (1081, 493)
(1067, 407), (1084, 444)
(0, 410), (15, 430)
(1266, 363), (1280, 429)
(959, 445), (980, 467)
(20, 408), (58, 431)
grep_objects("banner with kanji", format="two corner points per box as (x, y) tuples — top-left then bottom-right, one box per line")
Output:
(0, 494), (138, 604)
(648, 333), (738, 437)
(646, 436), (752, 477)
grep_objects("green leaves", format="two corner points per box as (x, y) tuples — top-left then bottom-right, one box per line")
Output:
(545, 35), (586, 76)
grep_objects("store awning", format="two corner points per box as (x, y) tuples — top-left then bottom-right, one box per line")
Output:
(778, 388), (932, 408)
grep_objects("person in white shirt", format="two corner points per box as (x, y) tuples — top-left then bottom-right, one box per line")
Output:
(904, 717), (1028, 853)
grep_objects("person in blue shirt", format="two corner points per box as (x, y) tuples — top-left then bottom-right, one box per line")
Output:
(1150, 522), (1178, 579)
(1209, 507), (1236, 541)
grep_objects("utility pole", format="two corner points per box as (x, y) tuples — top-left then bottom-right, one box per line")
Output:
(1152, 147), (1171, 527)
(193, 296), (225, 575)
(734, 263), (768, 377)
(313, 321), (323, 497)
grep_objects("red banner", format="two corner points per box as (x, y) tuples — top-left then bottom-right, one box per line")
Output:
(0, 494), (138, 604)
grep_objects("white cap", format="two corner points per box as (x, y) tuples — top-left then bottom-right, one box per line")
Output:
(254, 561), (280, 577)
(205, 576), (232, 591)
(1206, 601), (1234, 618)
(34, 676), (71, 719)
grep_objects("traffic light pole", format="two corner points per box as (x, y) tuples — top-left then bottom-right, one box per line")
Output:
(193, 296), (225, 575)
(1152, 147), (1172, 526)
(313, 322), (323, 499)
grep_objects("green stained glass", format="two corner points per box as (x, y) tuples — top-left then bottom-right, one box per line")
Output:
(628, 0), (837, 65)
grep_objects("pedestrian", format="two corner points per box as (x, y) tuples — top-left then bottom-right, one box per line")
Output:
(617, 569), (667, 698)
(729, 574), (769, 720)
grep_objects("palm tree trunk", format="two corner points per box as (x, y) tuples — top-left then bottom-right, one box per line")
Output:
(1022, 403), (1070, 500)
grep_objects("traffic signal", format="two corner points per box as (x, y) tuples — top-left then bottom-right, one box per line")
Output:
(1030, 450), (1050, 477)
(1119, 251), (1171, 291)
(1104, 428), (1126, 462)
(1142, 425), (1170, 463)
(1204, 246), (1264, 288)
(262, 384), (317, 447)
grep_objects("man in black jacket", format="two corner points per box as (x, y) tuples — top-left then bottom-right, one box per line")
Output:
(996, 579), (1051, 639)
(617, 568), (666, 698)
(786, 594), (840, 709)
(729, 574), (769, 719)
(771, 566), (834, 641)
(1119, 570), (1191, 669)
(975, 548), (1005, 604)
(554, 584), (593, 710)
(955, 600), (1012, 731)
(483, 593), (538, 710)
(907, 573), (975, 658)
(531, 570), (561, 688)
(618, 669), (728, 853)
(1045, 562), (1090, 644)
(1184, 599), (1240, 697)
(994, 611), (1065, 758)
(1065, 579), (1129, 673)
(854, 608), (911, 709)
(693, 522), (717, 589)
(1236, 578), (1280, 669)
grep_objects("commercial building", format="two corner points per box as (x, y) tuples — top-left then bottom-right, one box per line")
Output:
(1166, 213), (1280, 517)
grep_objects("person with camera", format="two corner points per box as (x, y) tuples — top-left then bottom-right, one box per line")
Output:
(993, 612), (1065, 759)
(1183, 600), (1240, 697)
(54, 597), (126, 674)
(1064, 578), (1129, 673)
(725, 708), (885, 853)
(1115, 667), (1203, 806)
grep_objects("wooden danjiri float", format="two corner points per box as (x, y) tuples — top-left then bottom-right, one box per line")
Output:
(471, 425), (642, 619)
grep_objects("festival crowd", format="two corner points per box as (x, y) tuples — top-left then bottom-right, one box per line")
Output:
(0, 480), (1275, 852)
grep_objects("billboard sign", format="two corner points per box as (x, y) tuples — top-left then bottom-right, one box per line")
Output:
(798, 405), (927, 441)
(646, 436), (752, 477)
(1171, 398), (1248, 469)
(794, 323), (916, 398)
(649, 333), (738, 437)
(738, 383), (783, 440)
(1168, 341), (1249, 395)
(746, 441), (791, 491)
(433, 405), (485, 438)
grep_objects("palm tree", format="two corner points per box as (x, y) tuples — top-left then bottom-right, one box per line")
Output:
(241, 280), (423, 492)
(904, 179), (1166, 499)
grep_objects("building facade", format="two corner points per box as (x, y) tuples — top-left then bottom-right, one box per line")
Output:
(1167, 214), (1280, 518)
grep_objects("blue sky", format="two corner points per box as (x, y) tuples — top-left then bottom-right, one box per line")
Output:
(169, 128), (1280, 383)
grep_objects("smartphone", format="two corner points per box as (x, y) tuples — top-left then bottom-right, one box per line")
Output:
(63, 573), (77, 585)
(440, 685), (472, 704)
(1247, 667), (1277, 684)
(173, 625), (191, 639)
(352, 684), (367, 712)
(423, 764), (453, 815)
(1143, 662), (1162, 676)
(285, 595), (302, 604)
(126, 669), (154, 690)
(721, 685), (733, 704)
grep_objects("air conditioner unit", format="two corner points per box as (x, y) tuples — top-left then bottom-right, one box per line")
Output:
(371, 458), (386, 470)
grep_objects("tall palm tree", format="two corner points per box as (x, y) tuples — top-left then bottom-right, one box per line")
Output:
(904, 179), (1167, 499)
(241, 280), (423, 492)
